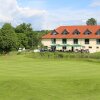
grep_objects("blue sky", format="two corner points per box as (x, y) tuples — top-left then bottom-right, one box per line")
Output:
(18, 0), (91, 9)
(0, 0), (100, 30)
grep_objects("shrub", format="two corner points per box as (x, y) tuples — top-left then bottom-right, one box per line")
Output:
(25, 52), (100, 61)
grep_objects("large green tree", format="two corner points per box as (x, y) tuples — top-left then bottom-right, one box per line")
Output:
(15, 23), (32, 34)
(86, 18), (97, 25)
(0, 23), (18, 53)
(27, 31), (40, 49)
(17, 33), (28, 48)
(15, 23), (39, 49)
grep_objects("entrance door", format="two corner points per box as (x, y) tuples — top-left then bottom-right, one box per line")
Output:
(62, 46), (66, 50)
(51, 46), (56, 51)
(72, 46), (74, 52)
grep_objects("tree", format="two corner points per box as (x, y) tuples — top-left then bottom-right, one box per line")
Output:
(17, 33), (28, 48)
(15, 23), (32, 33)
(15, 23), (32, 48)
(27, 31), (39, 49)
(0, 23), (18, 53)
(86, 18), (97, 25)
(15, 23), (40, 49)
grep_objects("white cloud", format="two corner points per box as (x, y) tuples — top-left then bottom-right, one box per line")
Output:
(0, 0), (46, 29)
(90, 0), (100, 7)
(18, 7), (46, 17)
(43, 8), (100, 29)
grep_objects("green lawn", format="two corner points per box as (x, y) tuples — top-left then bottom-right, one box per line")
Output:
(0, 54), (100, 100)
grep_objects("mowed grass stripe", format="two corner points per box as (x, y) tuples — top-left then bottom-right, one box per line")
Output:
(0, 55), (100, 100)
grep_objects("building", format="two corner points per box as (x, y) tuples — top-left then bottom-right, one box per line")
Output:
(42, 25), (100, 53)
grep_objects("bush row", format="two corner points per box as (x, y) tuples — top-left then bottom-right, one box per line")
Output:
(28, 52), (100, 60)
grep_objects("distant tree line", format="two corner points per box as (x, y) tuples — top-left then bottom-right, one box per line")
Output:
(0, 23), (51, 53)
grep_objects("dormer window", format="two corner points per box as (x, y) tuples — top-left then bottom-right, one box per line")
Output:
(84, 29), (92, 35)
(51, 30), (58, 35)
(96, 29), (100, 35)
(73, 29), (80, 35)
(62, 29), (69, 35)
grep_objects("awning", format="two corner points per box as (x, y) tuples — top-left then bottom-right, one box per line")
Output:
(50, 44), (61, 47)
(61, 44), (72, 47)
(51, 44), (83, 47)
(72, 44), (83, 47)
(51, 44), (58, 46)
(51, 44), (71, 47)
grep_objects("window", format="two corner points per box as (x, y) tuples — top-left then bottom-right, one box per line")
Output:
(73, 29), (80, 35)
(62, 30), (69, 35)
(62, 46), (66, 50)
(96, 39), (100, 44)
(51, 39), (56, 44)
(96, 47), (99, 49)
(89, 46), (92, 49)
(85, 39), (89, 44)
(84, 29), (91, 35)
(51, 30), (57, 35)
(62, 39), (67, 44)
(51, 46), (56, 51)
(73, 39), (78, 44)
(96, 29), (100, 35)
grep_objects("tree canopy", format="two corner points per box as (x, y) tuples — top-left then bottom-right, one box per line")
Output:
(86, 18), (97, 25)
(0, 23), (18, 53)
(15, 23), (41, 49)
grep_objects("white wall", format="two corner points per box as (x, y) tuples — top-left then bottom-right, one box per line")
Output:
(42, 39), (100, 53)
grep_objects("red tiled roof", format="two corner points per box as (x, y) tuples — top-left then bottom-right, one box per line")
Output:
(42, 25), (100, 39)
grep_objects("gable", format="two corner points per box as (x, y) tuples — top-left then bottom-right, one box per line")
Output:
(96, 29), (100, 35)
(62, 29), (69, 35)
(84, 29), (92, 35)
(51, 30), (58, 35)
(73, 29), (80, 35)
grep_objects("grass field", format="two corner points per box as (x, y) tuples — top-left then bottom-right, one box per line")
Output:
(0, 54), (100, 100)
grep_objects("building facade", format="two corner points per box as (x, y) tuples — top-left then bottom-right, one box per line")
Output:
(42, 26), (100, 53)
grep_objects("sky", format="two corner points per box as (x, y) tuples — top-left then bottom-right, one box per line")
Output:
(0, 0), (100, 30)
